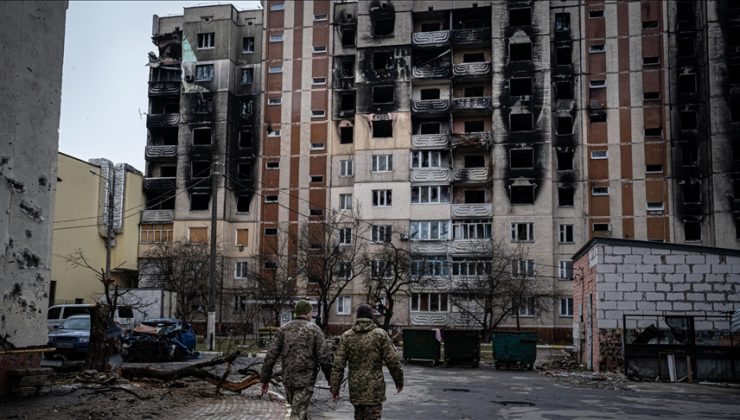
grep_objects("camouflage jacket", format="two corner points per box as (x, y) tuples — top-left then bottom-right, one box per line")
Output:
(260, 319), (330, 388)
(329, 319), (403, 405)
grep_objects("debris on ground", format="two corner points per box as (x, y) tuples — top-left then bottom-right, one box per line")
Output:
(535, 352), (632, 391)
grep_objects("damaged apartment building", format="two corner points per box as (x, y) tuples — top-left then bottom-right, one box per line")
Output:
(140, 1), (740, 339)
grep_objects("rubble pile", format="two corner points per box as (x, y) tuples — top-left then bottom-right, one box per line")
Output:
(541, 370), (632, 391)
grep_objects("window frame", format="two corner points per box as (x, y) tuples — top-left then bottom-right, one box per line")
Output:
(197, 32), (215, 49)
(339, 193), (353, 211)
(510, 222), (534, 242)
(339, 159), (353, 177)
(558, 224), (574, 244)
(372, 189), (392, 207)
(235, 261), (248, 279)
(336, 296), (351, 315)
(558, 260), (573, 280)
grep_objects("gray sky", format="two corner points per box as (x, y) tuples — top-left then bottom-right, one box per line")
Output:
(59, 1), (261, 172)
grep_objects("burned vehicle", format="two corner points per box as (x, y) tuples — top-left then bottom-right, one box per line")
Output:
(121, 318), (198, 362)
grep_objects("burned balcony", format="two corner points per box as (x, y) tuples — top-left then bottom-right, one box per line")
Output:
(145, 145), (178, 162)
(451, 203), (493, 218)
(452, 167), (490, 183)
(452, 97), (493, 112)
(143, 177), (176, 193)
(411, 99), (450, 114)
(411, 133), (450, 149)
(412, 30), (450, 47)
(146, 113), (180, 129)
(141, 209), (175, 223)
(148, 81), (181, 97)
(451, 132), (492, 148)
(451, 28), (492, 46)
(412, 65), (451, 80)
(452, 62), (491, 79)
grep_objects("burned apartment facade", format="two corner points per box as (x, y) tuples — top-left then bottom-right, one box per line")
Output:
(139, 5), (263, 328)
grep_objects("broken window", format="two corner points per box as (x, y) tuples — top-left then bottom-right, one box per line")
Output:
(644, 127), (662, 137)
(555, 13), (570, 31)
(509, 8), (532, 26)
(340, 92), (356, 112)
(193, 128), (211, 145)
(643, 56), (660, 66)
(679, 74), (696, 95)
(556, 46), (572, 65)
(644, 91), (660, 101)
(557, 117), (573, 135)
(421, 21), (442, 32)
(340, 126), (354, 144)
(511, 222), (534, 242)
(557, 150), (574, 171)
(588, 9), (604, 18)
(310, 175), (324, 183)
(510, 78), (532, 96)
(558, 187), (574, 206)
(310, 209), (323, 217)
(191, 160), (210, 178)
(590, 112), (607, 123)
(373, 120), (392, 137)
(341, 28), (356, 46)
(341, 59), (355, 77)
(646, 164), (663, 173)
(510, 42), (532, 61)
(511, 185), (535, 204)
(373, 52), (392, 70)
(510, 149), (534, 169)
(683, 183), (701, 203)
(160, 165), (177, 177)
(592, 186), (609, 196)
(372, 6), (395, 36)
(684, 221), (701, 241)
(464, 155), (485, 168)
(241, 68), (253, 85)
(589, 44), (605, 54)
(190, 193), (210, 211)
(237, 163), (250, 180)
(464, 190), (486, 204)
(643, 20), (658, 29)
(239, 130), (252, 148)
(419, 122), (441, 134)
(682, 143), (699, 166)
(465, 120), (485, 133)
(592, 223), (610, 233)
(242, 37), (255, 53)
(373, 85), (394, 104)
(510, 113), (533, 131)
(237, 195), (249, 212)
(464, 86), (484, 97)
(195, 64), (214, 81)
(463, 53), (485, 63)
(197, 32), (215, 49)
(420, 88), (440, 100)
(680, 110), (698, 130)
(555, 81), (573, 100)
(678, 37), (694, 57)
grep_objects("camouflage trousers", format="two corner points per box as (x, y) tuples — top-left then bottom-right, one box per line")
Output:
(285, 385), (314, 420)
(353, 404), (382, 420)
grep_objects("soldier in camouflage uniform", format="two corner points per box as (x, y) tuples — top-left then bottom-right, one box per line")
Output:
(261, 300), (330, 420)
(330, 304), (403, 420)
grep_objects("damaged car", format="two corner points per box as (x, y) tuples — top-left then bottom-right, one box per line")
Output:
(120, 318), (198, 362)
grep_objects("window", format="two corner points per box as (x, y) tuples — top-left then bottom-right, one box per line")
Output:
(452, 220), (492, 240)
(314, 14), (328, 21)
(643, 20), (658, 29)
(465, 120), (485, 133)
(682, 143), (699, 166)
(679, 74), (696, 95)
(339, 227), (352, 245)
(264, 195), (278, 203)
(264, 228), (278, 236)
(341, 28), (356, 47)
(193, 128), (211, 145)
(371, 154), (393, 172)
(510, 149), (534, 169)
(195, 64), (214, 81)
(511, 223), (534, 242)
(340, 160), (353, 177)
(510, 42), (532, 61)
(270, 33), (284, 43)
(592, 186), (609, 196)
(197, 33), (215, 49)
(310, 175), (323, 183)
(268, 97), (282, 105)
(241, 68), (254, 85)
(239, 131), (252, 149)
(555, 82), (573, 100)
(372, 225), (392, 243)
(557, 150), (574, 170)
(242, 37), (255, 53)
(644, 91), (660, 101)
(683, 183), (701, 204)
(191, 161), (210, 178)
(421, 22), (441, 32)
(411, 293), (448, 312)
(336, 262), (352, 279)
(556, 46), (572, 65)
(312, 77), (326, 85)
(266, 160), (280, 169)
(236, 228), (248, 247)
(560, 298), (574, 317)
(590, 150), (608, 160)
(463, 53), (485, 63)
(558, 187), (574, 206)
(451, 258), (492, 277)
(684, 221), (701, 241)
(189, 227), (208, 243)
(678, 37), (694, 57)
(373, 52), (392, 70)
(373, 85), (394, 104)
(593, 223), (611, 233)
(140, 224), (174, 243)
(411, 257), (449, 276)
(372, 189), (392, 207)
(555, 13), (570, 31)
(190, 193), (210, 211)
(644, 128), (662, 137)
(420, 88), (440, 100)
(510, 113), (533, 131)
(559, 224), (574, 243)
(310, 208), (323, 217)
(336, 296), (351, 315)
(235, 261), (248, 279)
(410, 221), (449, 240)
(510, 185), (535, 205)
(311, 110), (326, 118)
(339, 193), (353, 211)
(509, 8), (532, 26)
(234, 296), (247, 313)
(681, 111), (698, 130)
(559, 261), (573, 280)
(510, 78), (532, 96)
(643, 56), (660, 66)
(518, 297), (536, 317)
(372, 11), (394, 36)
(589, 79), (606, 89)
(647, 202), (665, 212)
(589, 9), (604, 18)
(464, 189), (485, 203)
(313, 45), (327, 54)
(411, 150), (445, 168)
(264, 261), (278, 269)
(464, 86), (484, 97)
(411, 185), (449, 204)
(557, 116), (573, 134)
(310, 142), (325, 150)
(371, 260), (391, 278)
(373, 120), (392, 137)
(589, 44), (605, 53)
(270, 3), (284, 11)
(269, 65), (283, 74)
(646, 164), (663, 173)
(512, 259), (535, 278)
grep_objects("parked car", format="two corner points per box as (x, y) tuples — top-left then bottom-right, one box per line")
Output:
(46, 304), (93, 331)
(46, 315), (122, 358)
(121, 318), (198, 362)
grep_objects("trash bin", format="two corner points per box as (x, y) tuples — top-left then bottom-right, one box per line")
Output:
(443, 329), (481, 368)
(402, 329), (440, 365)
(492, 331), (538, 370)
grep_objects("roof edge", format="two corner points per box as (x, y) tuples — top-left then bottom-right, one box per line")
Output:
(571, 237), (740, 262)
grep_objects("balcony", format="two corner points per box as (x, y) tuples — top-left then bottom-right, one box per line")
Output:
(411, 134), (450, 149)
(148, 81), (180, 96)
(146, 113), (180, 129)
(411, 99), (450, 114)
(452, 97), (493, 112)
(410, 168), (450, 183)
(410, 241), (448, 254)
(451, 132), (492, 148)
(145, 145), (178, 162)
(452, 62), (491, 78)
(452, 167), (490, 183)
(412, 65), (451, 80)
(410, 312), (450, 326)
(449, 238), (492, 254)
(143, 177), (176, 193)
(452, 28), (492, 45)
(451, 203), (492, 218)
(141, 209), (174, 223)
(412, 30), (451, 46)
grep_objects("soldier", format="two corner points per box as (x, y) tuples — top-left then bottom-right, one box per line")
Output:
(261, 300), (329, 420)
(330, 304), (404, 420)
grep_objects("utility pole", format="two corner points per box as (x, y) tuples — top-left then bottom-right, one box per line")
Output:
(207, 159), (218, 351)
(105, 169), (114, 286)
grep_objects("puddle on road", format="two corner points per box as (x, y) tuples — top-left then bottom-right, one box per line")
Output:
(443, 388), (471, 393)
(493, 400), (536, 407)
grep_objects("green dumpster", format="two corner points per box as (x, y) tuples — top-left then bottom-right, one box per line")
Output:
(492, 331), (538, 370)
(443, 329), (481, 368)
(402, 329), (440, 365)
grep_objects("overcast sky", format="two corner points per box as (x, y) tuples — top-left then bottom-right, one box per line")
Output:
(58, 1), (261, 172)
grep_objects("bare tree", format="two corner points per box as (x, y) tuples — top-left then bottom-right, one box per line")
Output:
(448, 240), (554, 338)
(295, 208), (369, 331)
(62, 249), (128, 321)
(241, 243), (297, 327)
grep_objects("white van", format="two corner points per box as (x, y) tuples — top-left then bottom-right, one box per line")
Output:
(47, 304), (93, 331)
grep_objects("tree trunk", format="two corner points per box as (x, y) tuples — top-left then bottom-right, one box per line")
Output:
(383, 297), (394, 331)
(84, 304), (112, 371)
